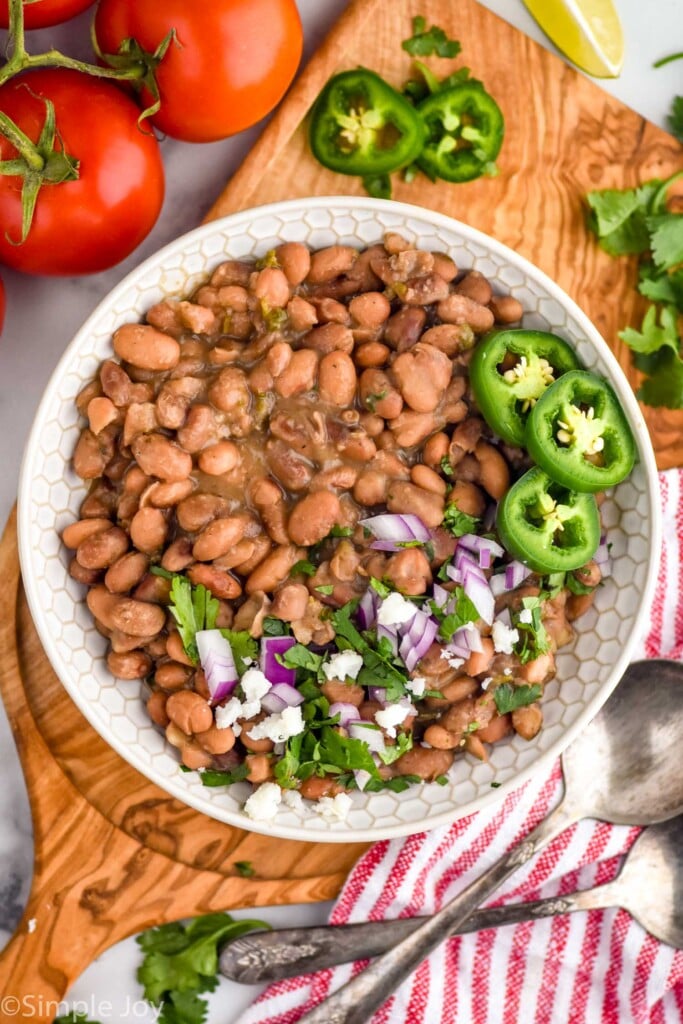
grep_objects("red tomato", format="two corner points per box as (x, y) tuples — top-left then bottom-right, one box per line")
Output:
(0, 69), (164, 275)
(0, 275), (5, 335)
(94, 0), (303, 143)
(0, 0), (96, 30)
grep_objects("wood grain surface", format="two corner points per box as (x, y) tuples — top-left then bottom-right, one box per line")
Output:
(0, 511), (366, 1020)
(208, 0), (683, 469)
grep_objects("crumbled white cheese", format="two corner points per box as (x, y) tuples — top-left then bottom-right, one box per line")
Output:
(241, 668), (272, 702)
(481, 676), (493, 691)
(247, 705), (305, 743)
(354, 769), (373, 792)
(406, 675), (426, 697)
(232, 722), (242, 737)
(244, 782), (282, 821)
(282, 789), (305, 812)
(374, 702), (413, 738)
(242, 656), (254, 666)
(377, 592), (416, 627)
(440, 649), (465, 669)
(215, 696), (243, 730)
(27, 918), (36, 934)
(322, 649), (364, 681)
(240, 699), (262, 719)
(316, 792), (352, 822)
(518, 608), (533, 625)
(504, 667), (513, 676)
(491, 619), (520, 655)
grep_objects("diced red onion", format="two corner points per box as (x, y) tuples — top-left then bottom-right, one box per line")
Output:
(368, 685), (387, 704)
(329, 701), (361, 727)
(445, 640), (469, 660)
(361, 513), (431, 552)
(462, 570), (495, 625)
(356, 588), (378, 630)
(490, 573), (508, 597)
(452, 624), (483, 653)
(349, 722), (387, 755)
(354, 768), (373, 791)
(446, 563), (463, 585)
(594, 535), (612, 578)
(260, 636), (296, 686)
(458, 534), (504, 566)
(497, 607), (511, 627)
(400, 612), (439, 671)
(505, 560), (532, 590)
(432, 583), (450, 608)
(260, 690), (288, 714)
(196, 629), (239, 705)
(377, 622), (398, 655)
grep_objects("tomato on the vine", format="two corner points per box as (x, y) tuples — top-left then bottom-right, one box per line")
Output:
(94, 0), (303, 143)
(0, 0), (96, 30)
(0, 69), (164, 275)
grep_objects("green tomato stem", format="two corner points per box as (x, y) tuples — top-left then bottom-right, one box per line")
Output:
(0, 112), (44, 171)
(653, 51), (683, 68)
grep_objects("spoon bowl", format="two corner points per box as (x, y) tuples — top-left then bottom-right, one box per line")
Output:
(619, 814), (683, 947)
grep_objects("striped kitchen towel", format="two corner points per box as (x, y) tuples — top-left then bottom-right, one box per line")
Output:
(237, 470), (683, 1024)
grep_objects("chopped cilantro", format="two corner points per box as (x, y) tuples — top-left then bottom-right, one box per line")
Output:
(218, 630), (258, 677)
(402, 15), (461, 58)
(255, 249), (280, 269)
(493, 682), (542, 715)
(332, 601), (409, 702)
(260, 300), (288, 332)
(363, 773), (423, 793)
(290, 559), (317, 577)
(261, 617), (291, 637)
(435, 773), (449, 786)
(442, 505), (480, 538)
(566, 573), (595, 596)
(315, 584), (335, 596)
(369, 576), (391, 599)
(431, 585), (479, 642)
(234, 860), (255, 878)
(164, 576), (219, 665)
(365, 390), (388, 411)
(328, 525), (354, 538)
(190, 763), (250, 787)
(281, 644), (323, 674)
(513, 596), (550, 664)
(377, 731), (413, 765)
(490, 781), (501, 788)
(440, 455), (454, 477)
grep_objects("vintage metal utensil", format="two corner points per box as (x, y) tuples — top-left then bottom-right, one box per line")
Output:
(293, 659), (683, 1024)
(222, 813), (683, 984)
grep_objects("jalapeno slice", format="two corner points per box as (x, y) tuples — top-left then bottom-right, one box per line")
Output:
(470, 329), (583, 447)
(496, 467), (600, 574)
(416, 82), (504, 183)
(309, 69), (427, 176)
(525, 370), (636, 492)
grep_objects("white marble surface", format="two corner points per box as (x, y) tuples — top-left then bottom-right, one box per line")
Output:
(0, 0), (680, 1019)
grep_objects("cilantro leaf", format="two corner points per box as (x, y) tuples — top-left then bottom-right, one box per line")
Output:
(619, 303), (679, 355)
(234, 860), (255, 877)
(647, 212), (683, 271)
(290, 559), (316, 577)
(137, 913), (267, 1006)
(440, 455), (454, 476)
(513, 597), (550, 663)
(192, 763), (250, 787)
(315, 584), (335, 596)
(158, 990), (209, 1024)
(166, 577), (219, 665)
(218, 629), (258, 676)
(402, 16), (461, 58)
(566, 573), (595, 596)
(637, 346), (683, 408)
(638, 263), (683, 306)
(585, 182), (661, 255)
(442, 505), (480, 538)
(369, 576), (391, 599)
(281, 644), (323, 673)
(432, 586), (479, 642)
(377, 730), (413, 765)
(261, 617), (291, 637)
(667, 95), (683, 143)
(493, 682), (542, 715)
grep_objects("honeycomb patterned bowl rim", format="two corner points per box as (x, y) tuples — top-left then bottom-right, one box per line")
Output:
(17, 197), (661, 842)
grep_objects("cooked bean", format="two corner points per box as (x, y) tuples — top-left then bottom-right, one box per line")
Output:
(147, 479), (195, 507)
(393, 746), (454, 780)
(392, 344), (452, 413)
(167, 690), (213, 734)
(566, 591), (596, 621)
(244, 752), (273, 783)
(132, 433), (192, 481)
(275, 348), (319, 397)
(573, 561), (602, 588)
(431, 251), (458, 282)
(489, 294), (524, 324)
(176, 404), (217, 452)
(240, 714), (275, 752)
(87, 396), (119, 436)
(288, 492), (342, 546)
(87, 586), (164, 636)
(359, 368), (403, 419)
(208, 366), (250, 412)
(422, 432), (450, 469)
(245, 544), (303, 594)
(385, 548), (432, 595)
(181, 741), (214, 770)
(62, 517), (111, 549)
(69, 559), (101, 585)
(161, 536), (194, 572)
(176, 493), (228, 533)
(147, 690), (170, 727)
(105, 551), (149, 593)
(113, 323), (180, 371)
(512, 704), (543, 740)
(354, 342), (391, 368)
(389, 410), (442, 448)
(307, 245), (357, 284)
(411, 464), (447, 495)
(318, 351), (357, 405)
(155, 662), (193, 691)
(518, 652), (555, 683)
(440, 675), (479, 702)
(76, 526), (128, 569)
(305, 322), (354, 355)
(384, 306), (426, 351)
(73, 428), (111, 479)
(454, 270), (493, 306)
(386, 480), (444, 529)
(353, 469), (388, 506)
(349, 291), (391, 327)
(276, 242), (311, 285)
(478, 713), (512, 744)
(193, 516), (246, 561)
(463, 638), (495, 677)
(270, 582), (310, 621)
(287, 295), (318, 331)
(437, 294), (495, 333)
(448, 480), (486, 518)
(188, 563), (242, 600)
(420, 323), (475, 357)
(195, 723), (236, 754)
(130, 507), (168, 554)
(473, 441), (510, 500)
(253, 266), (290, 308)
(299, 775), (344, 799)
(105, 649), (152, 680)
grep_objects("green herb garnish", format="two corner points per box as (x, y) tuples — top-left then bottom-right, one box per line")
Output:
(402, 15), (461, 58)
(165, 576), (219, 665)
(493, 683), (542, 715)
(290, 559), (317, 577)
(442, 505), (480, 538)
(234, 860), (255, 878)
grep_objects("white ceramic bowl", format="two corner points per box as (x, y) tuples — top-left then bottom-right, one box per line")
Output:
(18, 197), (661, 842)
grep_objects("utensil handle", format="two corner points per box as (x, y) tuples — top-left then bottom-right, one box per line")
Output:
(221, 876), (616, 985)
(297, 797), (579, 1024)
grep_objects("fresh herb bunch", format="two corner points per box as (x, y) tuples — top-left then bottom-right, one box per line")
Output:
(586, 171), (683, 407)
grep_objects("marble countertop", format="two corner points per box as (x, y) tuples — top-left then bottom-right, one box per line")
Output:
(0, 0), (680, 1019)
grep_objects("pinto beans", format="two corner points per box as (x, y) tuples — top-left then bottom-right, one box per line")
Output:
(73, 428), (112, 479)
(130, 507), (168, 554)
(107, 650), (152, 679)
(385, 548), (432, 596)
(193, 517), (246, 561)
(393, 746), (454, 780)
(420, 323), (475, 357)
(437, 293), (495, 334)
(147, 691), (170, 727)
(448, 480), (487, 518)
(274, 349), (319, 397)
(307, 245), (357, 284)
(384, 306), (426, 351)
(167, 691), (213, 735)
(454, 270), (493, 306)
(287, 295), (318, 331)
(87, 586), (166, 636)
(386, 480), (444, 529)
(318, 351), (357, 406)
(76, 526), (128, 569)
(161, 537), (194, 572)
(188, 563), (242, 600)
(113, 323), (180, 371)
(62, 517), (111, 549)
(359, 368), (403, 419)
(349, 291), (391, 327)
(299, 775), (344, 799)
(269, 583), (309, 621)
(321, 680), (364, 705)
(305, 322), (354, 355)
(245, 544), (303, 594)
(276, 242), (311, 285)
(512, 704), (543, 740)
(105, 551), (149, 593)
(411, 464), (447, 495)
(195, 724), (236, 754)
(176, 493), (228, 533)
(132, 433), (193, 481)
(155, 661), (193, 691)
(288, 491), (342, 547)
(489, 294), (524, 324)
(253, 267), (290, 307)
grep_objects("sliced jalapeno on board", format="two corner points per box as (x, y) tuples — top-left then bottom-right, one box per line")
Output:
(416, 82), (504, 183)
(496, 467), (600, 574)
(470, 329), (583, 447)
(309, 69), (427, 176)
(525, 370), (636, 492)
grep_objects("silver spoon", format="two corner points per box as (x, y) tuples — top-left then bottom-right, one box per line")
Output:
(290, 659), (683, 1024)
(221, 813), (683, 984)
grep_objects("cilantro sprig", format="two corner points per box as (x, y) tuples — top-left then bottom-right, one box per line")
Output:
(586, 170), (683, 407)
(442, 505), (481, 539)
(402, 15), (461, 58)
(512, 597), (550, 664)
(493, 683), (542, 715)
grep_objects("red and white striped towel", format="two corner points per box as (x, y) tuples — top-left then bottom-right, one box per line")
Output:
(237, 470), (683, 1024)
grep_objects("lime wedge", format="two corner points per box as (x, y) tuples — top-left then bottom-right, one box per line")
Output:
(523, 0), (625, 78)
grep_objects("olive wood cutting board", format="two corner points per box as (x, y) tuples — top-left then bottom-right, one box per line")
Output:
(0, 510), (367, 1019)
(208, 0), (683, 469)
